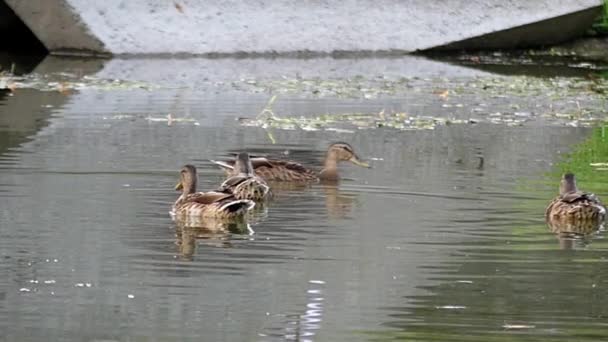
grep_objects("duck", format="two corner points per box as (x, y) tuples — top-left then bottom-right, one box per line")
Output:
(172, 164), (255, 220)
(545, 173), (606, 224)
(216, 152), (271, 201)
(211, 142), (370, 182)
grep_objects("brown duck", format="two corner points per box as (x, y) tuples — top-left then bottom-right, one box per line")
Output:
(545, 173), (606, 224)
(211, 142), (370, 182)
(217, 152), (271, 201)
(172, 164), (255, 220)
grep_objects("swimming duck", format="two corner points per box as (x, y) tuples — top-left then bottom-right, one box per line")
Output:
(545, 173), (606, 223)
(217, 152), (271, 201)
(211, 142), (370, 182)
(172, 164), (255, 220)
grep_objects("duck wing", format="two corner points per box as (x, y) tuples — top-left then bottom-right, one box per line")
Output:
(186, 191), (235, 204)
(560, 191), (592, 203)
(219, 175), (249, 190)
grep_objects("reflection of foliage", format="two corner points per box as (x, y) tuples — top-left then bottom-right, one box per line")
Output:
(597, 70), (608, 82)
(517, 125), (608, 201)
(513, 125), (608, 240)
(551, 125), (608, 194)
(591, 0), (608, 35)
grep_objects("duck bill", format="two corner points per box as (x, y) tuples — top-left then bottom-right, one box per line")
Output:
(349, 155), (371, 168)
(174, 181), (183, 191)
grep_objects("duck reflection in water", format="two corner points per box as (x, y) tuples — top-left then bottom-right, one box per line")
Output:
(547, 219), (604, 250)
(261, 179), (360, 220)
(174, 220), (253, 261)
(545, 173), (606, 249)
(321, 184), (360, 220)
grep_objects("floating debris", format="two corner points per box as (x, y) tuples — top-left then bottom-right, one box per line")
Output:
(0, 74), (157, 92)
(103, 114), (136, 120)
(229, 73), (608, 130)
(145, 113), (198, 125)
(239, 108), (473, 132)
(502, 323), (536, 330)
(75, 283), (92, 288)
(435, 305), (466, 310)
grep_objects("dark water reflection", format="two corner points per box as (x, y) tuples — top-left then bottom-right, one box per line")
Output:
(0, 84), (607, 341)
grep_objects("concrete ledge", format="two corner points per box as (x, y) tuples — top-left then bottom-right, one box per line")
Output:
(0, 1), (46, 51)
(4, 0), (604, 55)
(4, 0), (106, 54)
(433, 7), (603, 50)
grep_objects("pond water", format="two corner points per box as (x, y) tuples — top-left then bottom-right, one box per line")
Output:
(1, 54), (608, 342)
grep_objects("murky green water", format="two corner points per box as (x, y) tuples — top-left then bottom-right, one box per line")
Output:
(1, 54), (608, 342)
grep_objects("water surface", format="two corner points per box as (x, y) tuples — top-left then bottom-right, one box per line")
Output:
(1, 56), (607, 342)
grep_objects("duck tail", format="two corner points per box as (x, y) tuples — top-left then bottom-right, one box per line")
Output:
(260, 182), (271, 197)
(210, 160), (234, 171)
(219, 199), (255, 214)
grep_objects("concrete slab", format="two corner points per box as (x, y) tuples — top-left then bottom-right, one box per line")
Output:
(3, 0), (604, 55)
(434, 7), (603, 50)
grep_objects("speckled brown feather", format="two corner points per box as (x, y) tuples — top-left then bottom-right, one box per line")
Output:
(219, 175), (271, 201)
(216, 158), (318, 182)
(546, 192), (605, 221)
(251, 160), (318, 182)
(173, 191), (254, 220)
(212, 143), (369, 182)
(172, 165), (254, 221)
(545, 173), (606, 227)
(218, 153), (273, 200)
(547, 216), (603, 236)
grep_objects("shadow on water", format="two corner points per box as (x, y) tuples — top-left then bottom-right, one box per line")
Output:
(0, 54), (107, 159)
(0, 89), (67, 158)
(423, 50), (608, 78)
(0, 52), (45, 75)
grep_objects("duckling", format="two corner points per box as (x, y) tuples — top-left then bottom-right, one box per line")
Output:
(172, 164), (254, 220)
(211, 142), (370, 182)
(545, 173), (606, 223)
(217, 152), (271, 201)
